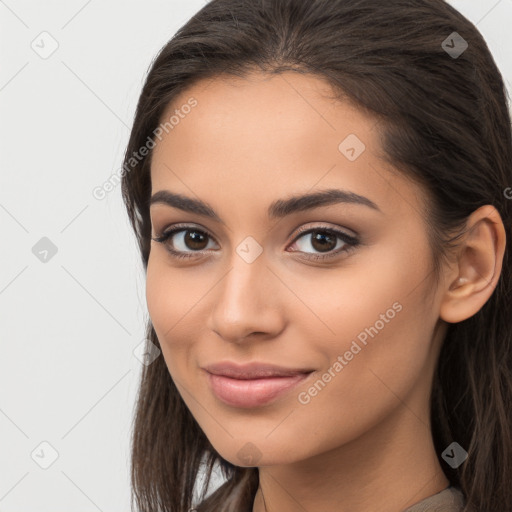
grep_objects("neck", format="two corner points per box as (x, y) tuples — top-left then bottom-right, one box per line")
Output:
(252, 399), (449, 512)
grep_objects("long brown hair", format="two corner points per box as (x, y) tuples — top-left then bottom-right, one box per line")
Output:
(120, 1), (512, 511)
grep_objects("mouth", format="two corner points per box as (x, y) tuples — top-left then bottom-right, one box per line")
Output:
(202, 361), (315, 408)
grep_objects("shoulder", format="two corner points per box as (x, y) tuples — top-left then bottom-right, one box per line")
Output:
(402, 486), (466, 512)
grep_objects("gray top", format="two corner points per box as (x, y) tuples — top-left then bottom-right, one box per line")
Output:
(403, 486), (465, 512)
(193, 484), (468, 512)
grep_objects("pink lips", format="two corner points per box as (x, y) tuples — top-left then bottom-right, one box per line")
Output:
(203, 361), (314, 408)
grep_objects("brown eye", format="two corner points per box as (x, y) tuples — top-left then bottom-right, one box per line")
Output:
(288, 226), (360, 261)
(152, 226), (218, 259)
(152, 224), (360, 262)
(182, 230), (209, 250)
(309, 231), (338, 252)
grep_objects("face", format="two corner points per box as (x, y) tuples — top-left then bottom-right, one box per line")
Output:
(146, 71), (448, 467)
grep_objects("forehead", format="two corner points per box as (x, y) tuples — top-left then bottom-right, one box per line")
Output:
(149, 71), (425, 221)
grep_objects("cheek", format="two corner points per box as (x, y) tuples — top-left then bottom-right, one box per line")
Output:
(282, 293), (433, 460)
(288, 244), (426, 354)
(145, 255), (191, 372)
(145, 255), (171, 334)
(300, 245), (434, 411)
(145, 253), (216, 376)
(145, 253), (201, 333)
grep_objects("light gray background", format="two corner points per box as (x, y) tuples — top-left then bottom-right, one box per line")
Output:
(0, 1), (511, 510)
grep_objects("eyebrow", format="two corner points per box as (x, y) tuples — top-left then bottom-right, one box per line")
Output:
(149, 188), (381, 224)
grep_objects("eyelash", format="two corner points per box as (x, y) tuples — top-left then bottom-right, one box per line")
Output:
(151, 223), (360, 262)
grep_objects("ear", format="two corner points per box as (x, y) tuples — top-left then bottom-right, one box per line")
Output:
(439, 205), (506, 324)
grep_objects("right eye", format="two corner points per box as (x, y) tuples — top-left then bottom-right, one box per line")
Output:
(152, 225), (219, 260)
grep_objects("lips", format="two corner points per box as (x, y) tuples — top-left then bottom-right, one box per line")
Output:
(202, 361), (314, 408)
(203, 361), (314, 379)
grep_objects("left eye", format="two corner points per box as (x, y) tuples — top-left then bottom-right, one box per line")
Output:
(289, 228), (353, 255)
(287, 227), (360, 260)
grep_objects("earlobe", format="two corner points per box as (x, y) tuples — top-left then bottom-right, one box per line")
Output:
(439, 205), (506, 324)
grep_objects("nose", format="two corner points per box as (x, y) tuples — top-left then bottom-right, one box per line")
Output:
(206, 252), (286, 344)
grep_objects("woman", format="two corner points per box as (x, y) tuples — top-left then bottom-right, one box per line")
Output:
(121, 1), (512, 511)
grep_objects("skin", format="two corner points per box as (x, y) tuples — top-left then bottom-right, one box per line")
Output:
(145, 71), (506, 512)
